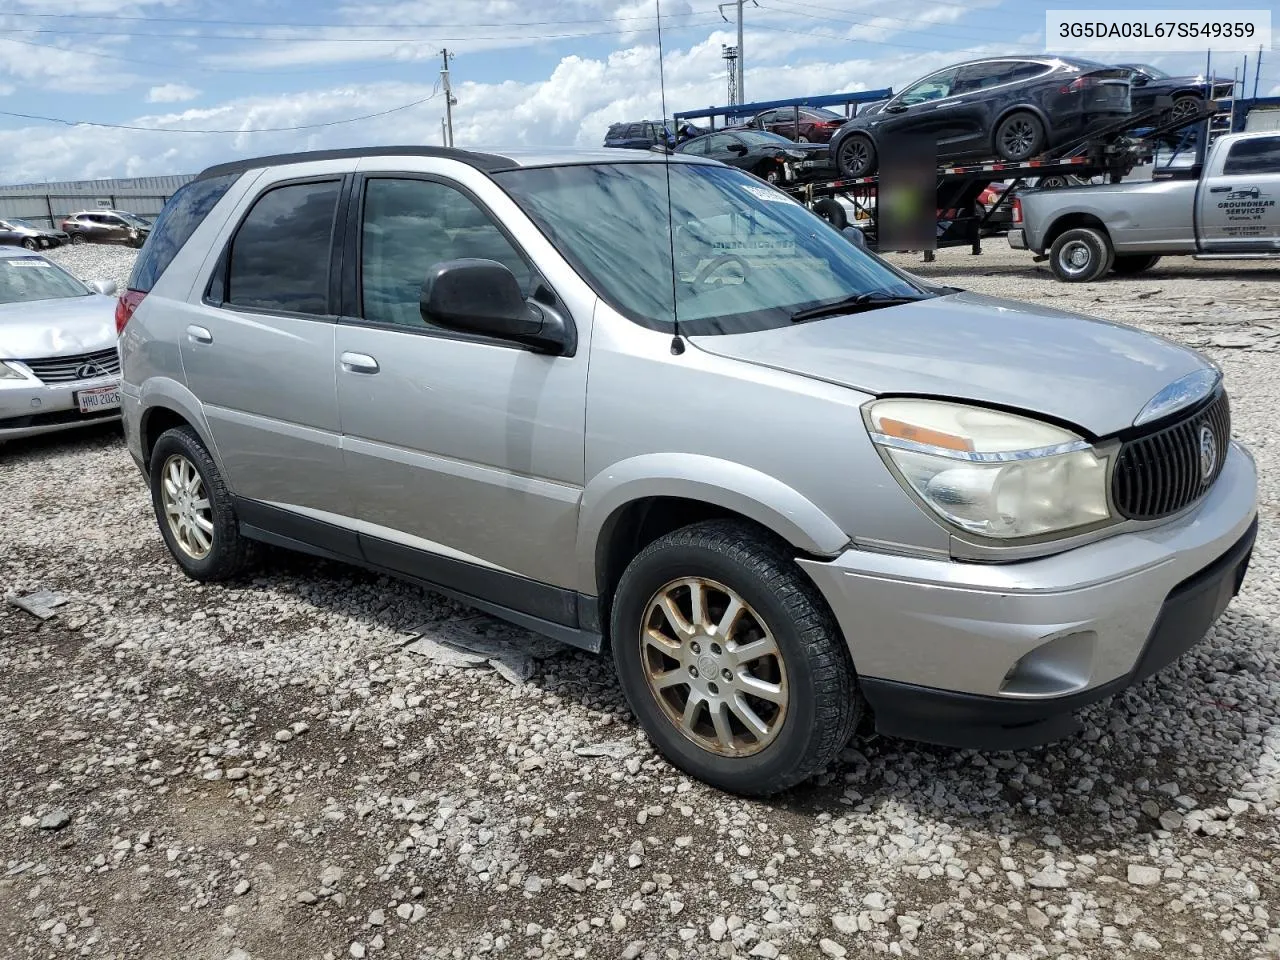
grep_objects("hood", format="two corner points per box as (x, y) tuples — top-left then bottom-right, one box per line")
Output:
(0, 295), (118, 360)
(688, 291), (1211, 437)
(857, 99), (890, 117)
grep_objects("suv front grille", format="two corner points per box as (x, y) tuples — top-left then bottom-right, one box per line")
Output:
(1112, 390), (1230, 521)
(19, 348), (120, 384)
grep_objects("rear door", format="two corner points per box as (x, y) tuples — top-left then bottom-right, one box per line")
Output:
(179, 171), (352, 517)
(1198, 134), (1280, 252)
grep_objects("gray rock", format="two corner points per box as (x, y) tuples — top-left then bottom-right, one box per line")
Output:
(1127, 865), (1162, 887)
(38, 809), (71, 831)
(1028, 869), (1068, 889)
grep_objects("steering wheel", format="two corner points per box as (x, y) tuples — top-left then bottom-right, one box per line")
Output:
(693, 253), (751, 286)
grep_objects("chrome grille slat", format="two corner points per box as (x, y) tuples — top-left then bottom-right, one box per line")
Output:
(18, 348), (120, 384)
(1112, 390), (1230, 522)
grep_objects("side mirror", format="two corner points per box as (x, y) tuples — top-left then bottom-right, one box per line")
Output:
(420, 259), (567, 355)
(884, 103), (909, 114)
(90, 279), (118, 296)
(727, 142), (749, 156)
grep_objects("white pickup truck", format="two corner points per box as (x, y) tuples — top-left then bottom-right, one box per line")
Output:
(1009, 130), (1280, 281)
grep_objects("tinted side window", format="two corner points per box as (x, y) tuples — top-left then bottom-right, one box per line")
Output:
(899, 68), (958, 105)
(226, 180), (340, 315)
(1223, 137), (1280, 175)
(129, 174), (237, 293)
(360, 178), (532, 329)
(626, 124), (643, 138)
(705, 134), (735, 153)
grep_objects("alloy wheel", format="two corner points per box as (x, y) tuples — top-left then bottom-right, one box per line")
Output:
(1000, 118), (1036, 158)
(1170, 97), (1201, 123)
(160, 454), (214, 560)
(639, 577), (788, 757)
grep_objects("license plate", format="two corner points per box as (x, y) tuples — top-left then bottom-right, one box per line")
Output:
(76, 384), (121, 414)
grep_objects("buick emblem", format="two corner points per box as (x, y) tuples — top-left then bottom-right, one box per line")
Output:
(75, 361), (105, 380)
(1198, 425), (1217, 482)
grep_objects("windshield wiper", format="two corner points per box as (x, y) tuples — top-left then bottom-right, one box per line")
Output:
(789, 290), (927, 323)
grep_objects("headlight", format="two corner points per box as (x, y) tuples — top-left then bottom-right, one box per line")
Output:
(0, 361), (28, 380)
(866, 399), (1110, 539)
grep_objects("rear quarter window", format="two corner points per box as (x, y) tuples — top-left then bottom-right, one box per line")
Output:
(127, 173), (238, 293)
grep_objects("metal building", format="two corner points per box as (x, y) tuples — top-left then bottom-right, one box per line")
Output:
(0, 174), (194, 230)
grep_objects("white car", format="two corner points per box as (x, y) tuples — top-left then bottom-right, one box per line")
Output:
(0, 250), (122, 442)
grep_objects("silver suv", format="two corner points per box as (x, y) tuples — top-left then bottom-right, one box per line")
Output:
(118, 146), (1258, 795)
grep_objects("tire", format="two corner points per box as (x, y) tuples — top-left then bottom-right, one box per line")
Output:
(754, 161), (782, 184)
(811, 198), (848, 230)
(835, 134), (876, 178)
(610, 520), (861, 796)
(21, 238), (37, 250)
(1048, 226), (1113, 282)
(994, 111), (1045, 162)
(70, 233), (87, 245)
(149, 426), (251, 582)
(1167, 95), (1203, 126)
(1111, 254), (1161, 275)
(796, 135), (811, 143)
(1036, 175), (1070, 190)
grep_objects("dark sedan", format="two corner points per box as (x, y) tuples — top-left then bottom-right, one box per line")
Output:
(60, 210), (152, 248)
(0, 218), (69, 250)
(829, 56), (1131, 178)
(1119, 63), (1235, 125)
(737, 106), (847, 143)
(676, 130), (833, 183)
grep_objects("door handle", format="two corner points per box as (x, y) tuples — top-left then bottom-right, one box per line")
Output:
(186, 324), (213, 344)
(340, 352), (380, 374)
(1209, 186), (1231, 193)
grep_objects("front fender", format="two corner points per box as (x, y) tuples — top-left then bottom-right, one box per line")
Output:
(577, 453), (851, 595)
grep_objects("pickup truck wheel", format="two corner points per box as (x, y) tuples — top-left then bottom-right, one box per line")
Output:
(610, 520), (861, 796)
(1112, 254), (1161, 275)
(995, 112), (1045, 162)
(836, 134), (876, 178)
(1048, 227), (1113, 282)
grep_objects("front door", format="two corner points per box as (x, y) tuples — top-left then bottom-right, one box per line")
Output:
(179, 176), (350, 517)
(878, 68), (970, 160)
(1198, 134), (1280, 253)
(334, 172), (588, 600)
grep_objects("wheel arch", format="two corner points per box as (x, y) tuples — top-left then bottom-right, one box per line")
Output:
(579, 455), (851, 628)
(1043, 211), (1110, 250)
(136, 379), (222, 477)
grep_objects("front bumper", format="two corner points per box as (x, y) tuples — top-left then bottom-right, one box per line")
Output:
(0, 375), (122, 440)
(798, 442), (1258, 749)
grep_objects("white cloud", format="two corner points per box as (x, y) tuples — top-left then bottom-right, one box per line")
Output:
(147, 83), (202, 103)
(0, 83), (14, 97)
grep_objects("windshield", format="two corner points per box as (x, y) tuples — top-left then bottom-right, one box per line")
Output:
(0, 257), (89, 304)
(737, 131), (795, 146)
(4, 219), (37, 230)
(494, 162), (927, 335)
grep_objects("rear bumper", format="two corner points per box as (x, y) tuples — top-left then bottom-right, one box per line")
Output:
(798, 442), (1258, 749)
(1007, 228), (1027, 249)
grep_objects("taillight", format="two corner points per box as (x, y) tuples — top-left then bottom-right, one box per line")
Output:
(1060, 76), (1098, 94)
(1012, 197), (1023, 224)
(115, 289), (145, 335)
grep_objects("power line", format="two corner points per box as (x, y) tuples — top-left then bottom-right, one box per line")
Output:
(0, 92), (441, 134)
(0, 35), (427, 76)
(0, 7), (725, 28)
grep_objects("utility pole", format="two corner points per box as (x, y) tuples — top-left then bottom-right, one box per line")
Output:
(440, 48), (456, 147)
(718, 0), (757, 106)
(1253, 45), (1262, 98)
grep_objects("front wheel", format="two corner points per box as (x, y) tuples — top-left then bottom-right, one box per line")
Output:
(994, 111), (1045, 162)
(610, 520), (861, 796)
(1167, 95), (1203, 126)
(1112, 254), (1161, 275)
(1048, 226), (1114, 282)
(22, 238), (37, 250)
(836, 134), (876, 178)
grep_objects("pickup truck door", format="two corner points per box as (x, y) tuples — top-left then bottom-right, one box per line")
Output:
(1198, 134), (1280, 252)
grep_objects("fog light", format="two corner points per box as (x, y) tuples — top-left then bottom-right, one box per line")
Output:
(999, 631), (1097, 698)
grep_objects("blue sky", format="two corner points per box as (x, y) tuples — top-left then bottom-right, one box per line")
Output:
(1, 0), (1275, 183)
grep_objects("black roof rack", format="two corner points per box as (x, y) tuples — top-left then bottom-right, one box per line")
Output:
(195, 145), (516, 181)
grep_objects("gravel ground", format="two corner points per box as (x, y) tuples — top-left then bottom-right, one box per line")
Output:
(2, 243), (1278, 960)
